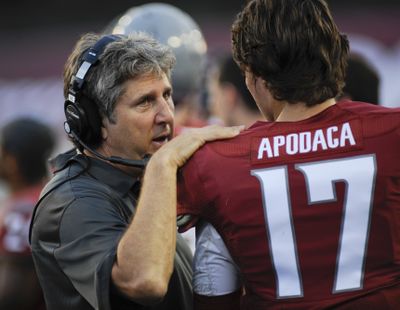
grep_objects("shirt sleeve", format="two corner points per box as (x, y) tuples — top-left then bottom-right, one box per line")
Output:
(193, 221), (241, 296)
(54, 196), (130, 310)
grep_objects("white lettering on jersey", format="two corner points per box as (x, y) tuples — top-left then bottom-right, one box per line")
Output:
(258, 138), (273, 159)
(257, 122), (356, 159)
(299, 132), (312, 153)
(341, 122), (356, 147)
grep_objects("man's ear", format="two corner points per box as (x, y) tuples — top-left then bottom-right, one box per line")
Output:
(101, 118), (109, 140)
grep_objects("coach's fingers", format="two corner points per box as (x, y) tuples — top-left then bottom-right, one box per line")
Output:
(173, 125), (244, 166)
(153, 125), (245, 168)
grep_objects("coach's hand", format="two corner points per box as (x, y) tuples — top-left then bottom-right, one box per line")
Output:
(151, 125), (244, 169)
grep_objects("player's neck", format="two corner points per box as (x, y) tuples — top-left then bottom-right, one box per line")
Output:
(276, 98), (336, 122)
(231, 107), (263, 128)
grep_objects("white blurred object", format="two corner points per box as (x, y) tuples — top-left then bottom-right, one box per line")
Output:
(105, 3), (208, 103)
(347, 34), (400, 108)
(0, 79), (74, 154)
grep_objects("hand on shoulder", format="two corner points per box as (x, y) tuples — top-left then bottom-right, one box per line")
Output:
(151, 125), (245, 169)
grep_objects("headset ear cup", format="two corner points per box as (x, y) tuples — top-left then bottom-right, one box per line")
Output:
(64, 97), (103, 146)
(64, 100), (87, 138)
(79, 96), (103, 146)
(64, 35), (120, 147)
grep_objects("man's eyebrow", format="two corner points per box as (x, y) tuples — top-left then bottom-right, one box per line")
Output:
(129, 84), (172, 103)
(165, 86), (172, 92)
(134, 92), (153, 102)
(130, 89), (156, 103)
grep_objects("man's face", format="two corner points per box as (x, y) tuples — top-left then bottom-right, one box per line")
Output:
(100, 72), (174, 161)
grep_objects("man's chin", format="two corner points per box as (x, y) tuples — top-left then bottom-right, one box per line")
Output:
(150, 140), (169, 152)
(145, 146), (158, 156)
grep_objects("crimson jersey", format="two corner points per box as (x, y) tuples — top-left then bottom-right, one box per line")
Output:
(0, 185), (43, 255)
(0, 185), (46, 310)
(177, 100), (400, 309)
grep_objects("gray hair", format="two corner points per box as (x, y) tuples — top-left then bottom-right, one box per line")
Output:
(63, 32), (176, 122)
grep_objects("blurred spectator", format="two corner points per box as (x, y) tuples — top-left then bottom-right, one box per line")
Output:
(208, 55), (263, 126)
(339, 53), (380, 104)
(0, 118), (55, 309)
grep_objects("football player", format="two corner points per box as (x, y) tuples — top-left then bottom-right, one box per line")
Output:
(178, 0), (400, 309)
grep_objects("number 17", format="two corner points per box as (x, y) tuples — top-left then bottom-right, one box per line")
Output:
(251, 155), (376, 299)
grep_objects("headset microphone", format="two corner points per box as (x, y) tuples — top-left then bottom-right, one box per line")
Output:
(65, 122), (150, 168)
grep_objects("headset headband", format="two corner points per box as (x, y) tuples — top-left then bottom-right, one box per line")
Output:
(67, 34), (120, 104)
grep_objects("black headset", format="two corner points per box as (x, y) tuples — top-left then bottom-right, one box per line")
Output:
(64, 34), (150, 168)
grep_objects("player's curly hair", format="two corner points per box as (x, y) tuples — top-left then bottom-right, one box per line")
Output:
(232, 0), (349, 106)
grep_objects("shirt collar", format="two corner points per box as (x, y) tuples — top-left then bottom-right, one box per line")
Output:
(51, 149), (141, 196)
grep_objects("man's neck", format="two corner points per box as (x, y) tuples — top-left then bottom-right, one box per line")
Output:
(83, 149), (144, 178)
(276, 98), (336, 122)
(231, 108), (263, 127)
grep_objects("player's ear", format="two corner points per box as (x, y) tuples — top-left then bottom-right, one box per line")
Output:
(101, 127), (108, 140)
(101, 118), (109, 140)
(261, 78), (271, 91)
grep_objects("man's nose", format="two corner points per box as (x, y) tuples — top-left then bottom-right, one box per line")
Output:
(155, 99), (174, 124)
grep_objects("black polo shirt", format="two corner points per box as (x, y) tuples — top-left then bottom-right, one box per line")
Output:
(30, 150), (193, 310)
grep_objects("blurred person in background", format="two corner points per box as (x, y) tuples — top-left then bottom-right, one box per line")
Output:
(339, 53), (380, 105)
(0, 117), (55, 309)
(208, 55), (263, 127)
(106, 3), (209, 136)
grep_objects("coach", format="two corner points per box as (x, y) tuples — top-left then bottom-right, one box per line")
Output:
(29, 32), (241, 310)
